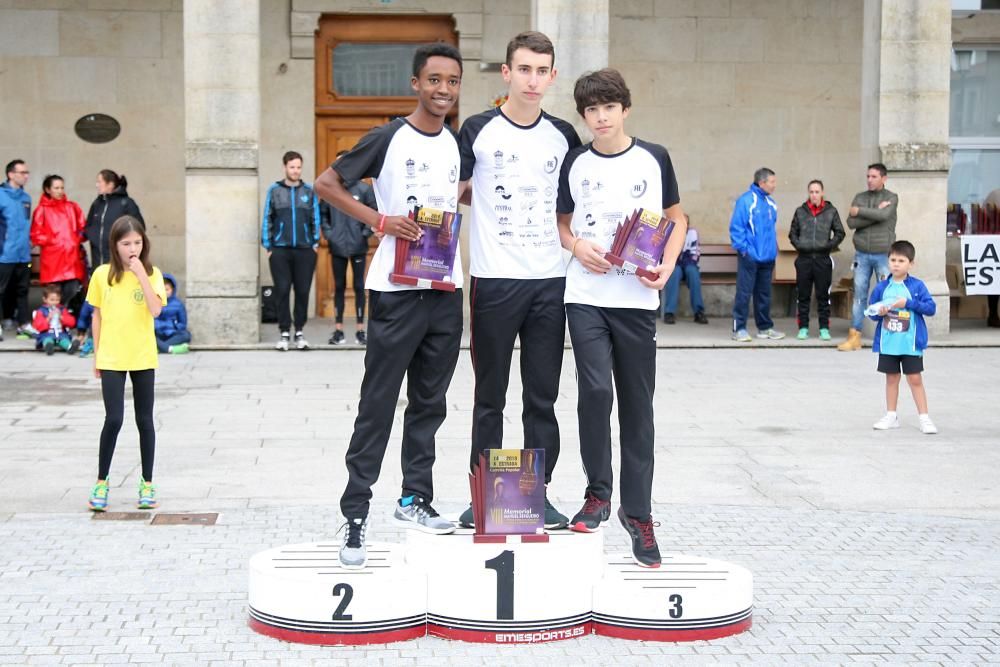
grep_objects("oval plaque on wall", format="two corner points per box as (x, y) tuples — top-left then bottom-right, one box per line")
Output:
(74, 114), (121, 144)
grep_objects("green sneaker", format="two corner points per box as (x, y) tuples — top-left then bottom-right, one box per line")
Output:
(169, 342), (190, 355)
(88, 480), (109, 512)
(819, 328), (832, 341)
(796, 328), (809, 340)
(137, 480), (158, 509)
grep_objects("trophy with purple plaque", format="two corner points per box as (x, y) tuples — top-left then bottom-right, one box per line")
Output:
(604, 208), (677, 280)
(468, 449), (547, 544)
(391, 206), (462, 292)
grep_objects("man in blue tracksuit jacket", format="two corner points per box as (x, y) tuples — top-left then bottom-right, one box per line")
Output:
(729, 167), (785, 341)
(261, 150), (321, 350)
(0, 159), (33, 337)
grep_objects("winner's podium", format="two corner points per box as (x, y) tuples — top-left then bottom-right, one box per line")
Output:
(248, 542), (426, 645)
(406, 530), (604, 643)
(248, 533), (754, 646)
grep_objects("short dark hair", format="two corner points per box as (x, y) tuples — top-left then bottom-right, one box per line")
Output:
(282, 151), (303, 165)
(754, 167), (775, 184)
(42, 283), (62, 299)
(890, 240), (915, 262)
(573, 68), (632, 116)
(412, 42), (463, 78)
(5, 160), (25, 178)
(868, 162), (888, 177)
(42, 174), (64, 193)
(505, 31), (554, 67)
(808, 179), (824, 190)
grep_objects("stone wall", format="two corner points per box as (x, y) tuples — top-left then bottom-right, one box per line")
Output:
(0, 1), (186, 289)
(608, 0), (866, 277)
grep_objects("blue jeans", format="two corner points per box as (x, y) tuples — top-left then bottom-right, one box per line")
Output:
(851, 251), (890, 330)
(661, 264), (705, 315)
(732, 254), (774, 332)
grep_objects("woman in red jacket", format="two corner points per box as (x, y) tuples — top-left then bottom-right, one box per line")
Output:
(31, 174), (87, 314)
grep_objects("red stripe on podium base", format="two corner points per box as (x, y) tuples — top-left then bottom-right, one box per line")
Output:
(427, 621), (591, 644)
(593, 617), (752, 642)
(248, 618), (426, 646)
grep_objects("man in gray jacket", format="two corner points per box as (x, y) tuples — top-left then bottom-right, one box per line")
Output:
(838, 163), (897, 351)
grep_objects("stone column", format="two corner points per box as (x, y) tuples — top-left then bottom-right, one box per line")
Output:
(864, 0), (952, 335)
(531, 0), (609, 136)
(184, 0), (261, 344)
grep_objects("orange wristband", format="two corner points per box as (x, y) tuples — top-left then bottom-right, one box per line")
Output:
(378, 214), (386, 233)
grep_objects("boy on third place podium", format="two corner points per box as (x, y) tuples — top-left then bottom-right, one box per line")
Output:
(314, 44), (465, 569)
(556, 69), (687, 567)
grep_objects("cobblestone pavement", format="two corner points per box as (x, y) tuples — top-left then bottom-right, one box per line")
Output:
(1, 348), (999, 665)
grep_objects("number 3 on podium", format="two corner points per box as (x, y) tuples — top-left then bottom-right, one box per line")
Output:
(485, 550), (515, 620)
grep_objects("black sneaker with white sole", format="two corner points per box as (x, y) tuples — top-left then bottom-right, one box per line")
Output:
(543, 493), (568, 530)
(618, 506), (661, 568)
(570, 493), (611, 533)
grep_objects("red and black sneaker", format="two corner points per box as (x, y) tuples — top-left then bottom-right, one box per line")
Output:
(570, 493), (611, 533)
(618, 507), (661, 568)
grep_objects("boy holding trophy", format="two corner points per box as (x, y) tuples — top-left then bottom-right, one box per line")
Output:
(314, 44), (465, 569)
(556, 69), (687, 567)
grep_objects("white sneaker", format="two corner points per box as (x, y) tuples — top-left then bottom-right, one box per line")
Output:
(294, 331), (309, 350)
(919, 415), (938, 435)
(873, 413), (900, 430)
(275, 333), (290, 351)
(757, 328), (786, 340)
(338, 516), (368, 569)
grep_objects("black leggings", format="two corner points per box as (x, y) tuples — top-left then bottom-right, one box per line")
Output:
(99, 369), (155, 482)
(332, 254), (366, 324)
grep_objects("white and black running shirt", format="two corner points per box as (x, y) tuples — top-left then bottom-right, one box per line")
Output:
(333, 118), (462, 292)
(557, 138), (680, 310)
(459, 108), (581, 279)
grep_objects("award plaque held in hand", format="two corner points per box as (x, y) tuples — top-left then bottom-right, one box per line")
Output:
(390, 206), (462, 292)
(604, 208), (677, 280)
(468, 449), (548, 544)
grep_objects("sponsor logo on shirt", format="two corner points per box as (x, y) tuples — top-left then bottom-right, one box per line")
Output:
(631, 179), (648, 198)
(449, 166), (457, 183)
(544, 156), (558, 174)
(300, 194), (310, 203)
(406, 158), (415, 178)
(495, 185), (512, 200)
(132, 288), (144, 304)
(495, 204), (512, 213)
(494, 150), (504, 169)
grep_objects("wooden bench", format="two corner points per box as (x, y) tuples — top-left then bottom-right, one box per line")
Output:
(698, 244), (739, 284)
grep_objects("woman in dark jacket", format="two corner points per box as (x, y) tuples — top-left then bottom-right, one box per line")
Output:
(789, 179), (846, 340)
(85, 169), (144, 267)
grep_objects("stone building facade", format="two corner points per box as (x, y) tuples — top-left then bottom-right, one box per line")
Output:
(0, 0), (985, 342)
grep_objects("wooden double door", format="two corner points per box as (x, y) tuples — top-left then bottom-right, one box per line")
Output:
(313, 14), (458, 320)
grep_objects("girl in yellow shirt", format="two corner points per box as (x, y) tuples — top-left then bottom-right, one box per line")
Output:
(85, 216), (166, 511)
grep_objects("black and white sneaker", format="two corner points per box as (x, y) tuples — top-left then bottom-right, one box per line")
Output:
(294, 331), (309, 350)
(329, 330), (345, 345)
(618, 507), (661, 568)
(570, 493), (611, 533)
(338, 516), (368, 569)
(355, 330), (367, 346)
(275, 332), (290, 351)
(544, 493), (568, 530)
(458, 504), (474, 529)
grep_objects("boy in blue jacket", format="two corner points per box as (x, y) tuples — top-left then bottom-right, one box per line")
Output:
(868, 240), (937, 434)
(154, 273), (190, 354)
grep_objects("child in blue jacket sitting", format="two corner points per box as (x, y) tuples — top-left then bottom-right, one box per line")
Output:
(867, 240), (937, 434)
(154, 273), (191, 354)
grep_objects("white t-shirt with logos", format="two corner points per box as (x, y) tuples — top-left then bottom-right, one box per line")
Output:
(332, 118), (462, 292)
(459, 107), (581, 279)
(557, 138), (680, 310)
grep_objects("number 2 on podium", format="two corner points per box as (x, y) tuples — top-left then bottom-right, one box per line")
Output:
(484, 550), (515, 620)
(332, 583), (354, 620)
